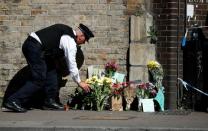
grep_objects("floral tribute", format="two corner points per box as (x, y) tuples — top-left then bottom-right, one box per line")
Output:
(69, 60), (165, 111)
(111, 82), (127, 99)
(105, 61), (118, 77)
(136, 82), (157, 99)
(85, 76), (112, 111)
(147, 60), (164, 89)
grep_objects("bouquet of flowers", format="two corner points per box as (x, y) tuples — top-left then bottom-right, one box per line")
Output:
(111, 82), (127, 99)
(147, 60), (164, 89)
(85, 76), (112, 111)
(136, 82), (157, 99)
(105, 61), (118, 77)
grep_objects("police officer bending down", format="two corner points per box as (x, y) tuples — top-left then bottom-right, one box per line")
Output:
(3, 23), (94, 112)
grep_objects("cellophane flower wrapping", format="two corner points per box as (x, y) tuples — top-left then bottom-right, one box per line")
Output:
(147, 60), (164, 89)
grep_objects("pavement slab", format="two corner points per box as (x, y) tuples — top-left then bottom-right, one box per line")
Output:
(0, 109), (208, 131)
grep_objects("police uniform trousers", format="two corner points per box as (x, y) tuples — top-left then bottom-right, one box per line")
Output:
(7, 36), (58, 105)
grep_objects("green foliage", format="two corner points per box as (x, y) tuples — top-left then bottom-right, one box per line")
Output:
(147, 25), (158, 44)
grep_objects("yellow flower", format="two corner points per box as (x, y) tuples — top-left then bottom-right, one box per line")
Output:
(97, 79), (103, 85)
(147, 60), (160, 70)
(85, 78), (92, 84)
(91, 76), (98, 81)
(85, 76), (98, 84)
(86, 76), (112, 87)
(102, 77), (112, 84)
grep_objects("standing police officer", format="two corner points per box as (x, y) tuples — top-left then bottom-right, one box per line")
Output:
(3, 23), (94, 112)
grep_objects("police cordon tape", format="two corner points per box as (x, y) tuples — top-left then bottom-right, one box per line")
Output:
(178, 78), (208, 96)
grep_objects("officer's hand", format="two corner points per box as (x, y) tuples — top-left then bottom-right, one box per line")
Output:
(78, 81), (90, 93)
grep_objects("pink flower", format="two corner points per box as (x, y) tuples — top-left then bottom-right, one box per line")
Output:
(151, 89), (157, 95)
(112, 83), (120, 88)
(136, 82), (158, 98)
(105, 61), (118, 72)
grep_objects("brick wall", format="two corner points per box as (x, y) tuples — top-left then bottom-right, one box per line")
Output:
(0, 0), (129, 100)
(153, 0), (208, 109)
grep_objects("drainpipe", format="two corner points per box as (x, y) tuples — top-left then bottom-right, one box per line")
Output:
(177, 0), (187, 109)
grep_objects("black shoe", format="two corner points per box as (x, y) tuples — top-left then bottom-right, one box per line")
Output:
(4, 101), (27, 113)
(43, 99), (64, 110)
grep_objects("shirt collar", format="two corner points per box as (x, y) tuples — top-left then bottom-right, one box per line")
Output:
(73, 30), (76, 36)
